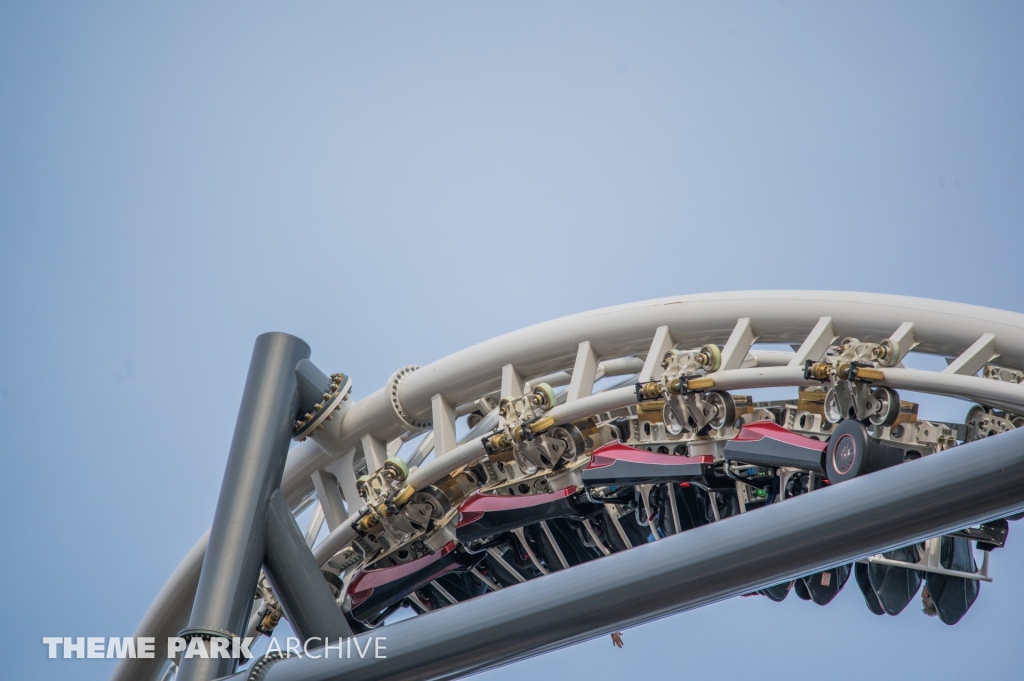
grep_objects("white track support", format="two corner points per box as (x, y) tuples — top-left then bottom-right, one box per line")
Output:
(386, 437), (404, 458)
(501, 364), (525, 398)
(879, 368), (1024, 414)
(526, 371), (571, 389)
(788, 317), (836, 367)
(639, 326), (674, 382)
(326, 450), (361, 511)
(533, 367), (635, 390)
(749, 350), (796, 367)
(407, 432), (435, 467)
(596, 356), (645, 380)
(305, 291), (1024, 459)
(889, 322), (918, 364)
(360, 434), (388, 472)
(721, 318), (758, 372)
(304, 503), (325, 547)
(566, 341), (599, 403)
(431, 394), (458, 457)
(311, 470), (348, 531)
(945, 333), (999, 376)
(119, 291), (1024, 681)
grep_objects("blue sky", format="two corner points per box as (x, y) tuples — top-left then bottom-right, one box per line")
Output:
(2, 2), (1023, 679)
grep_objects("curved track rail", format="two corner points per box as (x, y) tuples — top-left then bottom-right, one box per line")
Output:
(114, 291), (1024, 681)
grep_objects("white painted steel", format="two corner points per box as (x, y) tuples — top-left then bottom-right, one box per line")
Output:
(788, 317), (836, 367)
(112, 531), (209, 681)
(430, 394), (457, 457)
(116, 291), (1024, 681)
(889, 322), (918, 364)
(566, 341), (599, 403)
(314, 291), (1024, 462)
(945, 333), (999, 376)
(880, 368), (1024, 414)
(720, 317), (757, 371)
(638, 326), (674, 382)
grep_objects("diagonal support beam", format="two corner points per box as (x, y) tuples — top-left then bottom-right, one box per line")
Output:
(566, 341), (599, 403)
(326, 449), (361, 516)
(944, 333), (999, 376)
(431, 394), (458, 457)
(263, 490), (353, 642)
(501, 364), (525, 398)
(303, 503), (325, 547)
(311, 470), (348, 532)
(360, 434), (388, 472)
(720, 318), (758, 372)
(788, 317), (836, 366)
(888, 322), (918, 364)
(638, 326), (674, 383)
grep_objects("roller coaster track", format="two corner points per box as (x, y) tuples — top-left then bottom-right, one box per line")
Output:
(113, 291), (1024, 681)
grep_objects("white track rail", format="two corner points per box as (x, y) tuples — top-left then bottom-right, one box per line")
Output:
(113, 290), (1024, 681)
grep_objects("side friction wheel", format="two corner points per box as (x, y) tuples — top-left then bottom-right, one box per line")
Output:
(825, 419), (905, 484)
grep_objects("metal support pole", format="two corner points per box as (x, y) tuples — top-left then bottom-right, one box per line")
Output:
(177, 333), (311, 681)
(264, 490), (354, 641)
(228, 428), (1024, 681)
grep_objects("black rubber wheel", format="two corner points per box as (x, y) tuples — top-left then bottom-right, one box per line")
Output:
(825, 419), (904, 484)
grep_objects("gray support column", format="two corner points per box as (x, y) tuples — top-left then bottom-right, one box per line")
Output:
(233, 427), (1024, 681)
(177, 332), (310, 681)
(264, 490), (354, 642)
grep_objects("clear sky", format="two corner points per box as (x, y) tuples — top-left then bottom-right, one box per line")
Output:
(2, 2), (1023, 680)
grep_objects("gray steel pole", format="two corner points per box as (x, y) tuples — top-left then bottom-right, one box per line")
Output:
(227, 427), (1024, 681)
(178, 332), (311, 681)
(264, 489), (354, 641)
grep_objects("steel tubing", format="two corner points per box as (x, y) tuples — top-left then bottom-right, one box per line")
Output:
(110, 531), (209, 681)
(317, 291), (1024, 454)
(116, 292), (1024, 681)
(881, 368), (1024, 414)
(177, 333), (311, 681)
(264, 490), (353, 641)
(228, 427), (1024, 681)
